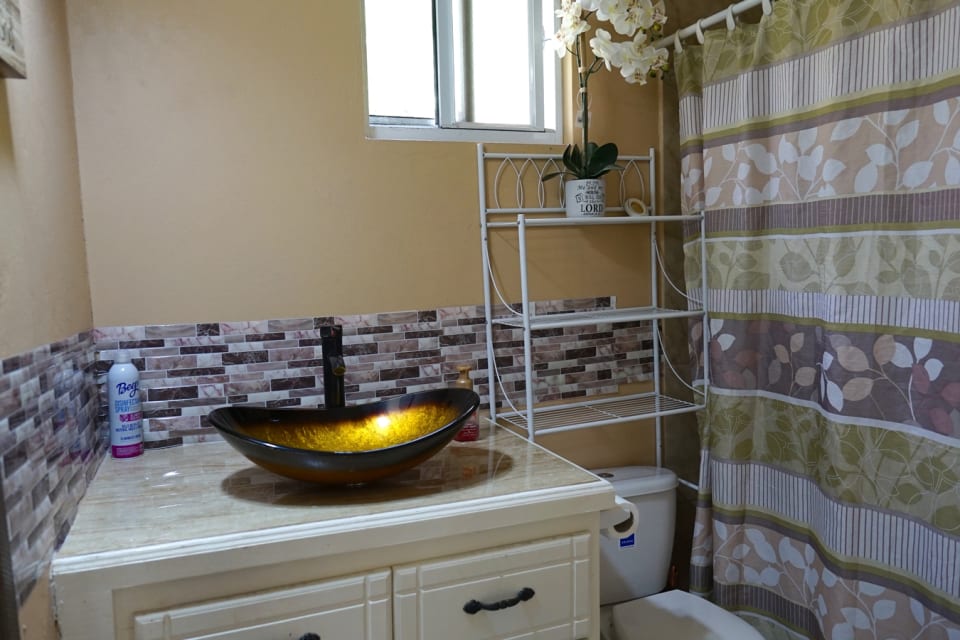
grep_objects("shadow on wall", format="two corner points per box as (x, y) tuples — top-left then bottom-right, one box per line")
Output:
(0, 81), (14, 348)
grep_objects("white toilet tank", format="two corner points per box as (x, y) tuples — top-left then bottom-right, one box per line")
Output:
(592, 466), (677, 605)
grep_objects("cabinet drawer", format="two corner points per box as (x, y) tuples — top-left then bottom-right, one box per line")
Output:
(133, 570), (391, 640)
(394, 533), (592, 640)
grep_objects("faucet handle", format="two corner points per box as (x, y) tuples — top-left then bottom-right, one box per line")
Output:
(320, 324), (342, 339)
(328, 355), (346, 376)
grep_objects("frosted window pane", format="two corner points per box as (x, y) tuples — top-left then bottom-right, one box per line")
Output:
(364, 0), (436, 119)
(469, 1), (531, 126)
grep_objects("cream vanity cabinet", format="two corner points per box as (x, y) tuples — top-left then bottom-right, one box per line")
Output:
(51, 427), (613, 640)
(132, 569), (392, 640)
(393, 533), (592, 640)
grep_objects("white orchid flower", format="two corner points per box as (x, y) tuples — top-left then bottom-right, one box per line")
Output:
(589, 29), (622, 70)
(593, 0), (623, 23)
(556, 0), (587, 25)
(618, 62), (647, 84)
(608, 0), (658, 37)
(618, 34), (664, 84)
(553, 1), (591, 54)
(651, 0), (668, 28)
(649, 46), (669, 73)
(640, 0), (668, 36)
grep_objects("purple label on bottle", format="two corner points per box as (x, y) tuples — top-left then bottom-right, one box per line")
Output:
(112, 442), (143, 458)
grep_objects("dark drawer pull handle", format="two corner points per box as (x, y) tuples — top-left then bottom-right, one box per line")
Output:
(463, 587), (535, 614)
(297, 634), (321, 640)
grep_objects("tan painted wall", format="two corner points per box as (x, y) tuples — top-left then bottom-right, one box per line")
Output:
(0, 0), (90, 634)
(65, 1), (662, 327)
(0, 1), (91, 358)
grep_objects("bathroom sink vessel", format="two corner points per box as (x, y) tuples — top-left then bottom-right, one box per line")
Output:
(208, 388), (481, 485)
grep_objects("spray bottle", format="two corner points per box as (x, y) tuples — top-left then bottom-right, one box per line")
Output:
(107, 352), (144, 458)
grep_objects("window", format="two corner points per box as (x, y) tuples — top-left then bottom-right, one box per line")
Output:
(362, 0), (560, 144)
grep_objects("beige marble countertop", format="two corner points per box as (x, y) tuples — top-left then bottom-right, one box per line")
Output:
(56, 424), (607, 560)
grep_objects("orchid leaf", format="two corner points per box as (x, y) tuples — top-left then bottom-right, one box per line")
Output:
(542, 141), (622, 182)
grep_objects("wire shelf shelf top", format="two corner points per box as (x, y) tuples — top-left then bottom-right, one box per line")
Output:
(492, 306), (704, 329)
(495, 393), (705, 436)
(485, 213), (702, 226)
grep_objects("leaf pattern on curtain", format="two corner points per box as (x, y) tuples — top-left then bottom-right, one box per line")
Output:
(682, 98), (960, 212)
(676, 0), (958, 98)
(688, 234), (960, 300)
(677, 0), (960, 638)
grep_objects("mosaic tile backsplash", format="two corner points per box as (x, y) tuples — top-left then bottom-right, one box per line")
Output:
(92, 298), (654, 446)
(0, 332), (101, 606)
(0, 297), (652, 607)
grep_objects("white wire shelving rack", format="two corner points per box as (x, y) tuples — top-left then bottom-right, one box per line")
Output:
(477, 144), (710, 468)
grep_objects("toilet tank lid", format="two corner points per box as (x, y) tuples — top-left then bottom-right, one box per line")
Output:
(591, 465), (677, 496)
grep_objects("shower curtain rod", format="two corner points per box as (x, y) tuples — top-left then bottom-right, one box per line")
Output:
(652, 0), (773, 51)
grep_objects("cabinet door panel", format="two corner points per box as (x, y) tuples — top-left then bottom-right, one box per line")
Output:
(133, 570), (391, 640)
(182, 606), (374, 640)
(394, 534), (591, 640)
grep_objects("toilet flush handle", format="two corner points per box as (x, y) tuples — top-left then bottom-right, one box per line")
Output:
(599, 496), (640, 540)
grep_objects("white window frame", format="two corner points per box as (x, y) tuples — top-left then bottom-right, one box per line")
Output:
(363, 0), (562, 145)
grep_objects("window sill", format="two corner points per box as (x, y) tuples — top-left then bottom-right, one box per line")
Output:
(366, 125), (562, 145)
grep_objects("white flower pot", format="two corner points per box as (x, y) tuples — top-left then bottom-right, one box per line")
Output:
(564, 179), (606, 217)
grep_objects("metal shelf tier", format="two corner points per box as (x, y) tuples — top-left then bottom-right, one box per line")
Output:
(486, 213), (702, 227)
(493, 306), (704, 329)
(494, 393), (706, 437)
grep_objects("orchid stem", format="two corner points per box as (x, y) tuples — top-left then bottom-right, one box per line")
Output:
(576, 31), (589, 153)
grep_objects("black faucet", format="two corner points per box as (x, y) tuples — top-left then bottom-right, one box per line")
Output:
(320, 325), (346, 409)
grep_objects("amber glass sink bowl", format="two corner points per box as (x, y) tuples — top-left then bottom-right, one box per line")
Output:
(208, 388), (481, 485)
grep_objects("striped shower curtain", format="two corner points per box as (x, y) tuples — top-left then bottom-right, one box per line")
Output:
(678, 1), (960, 638)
